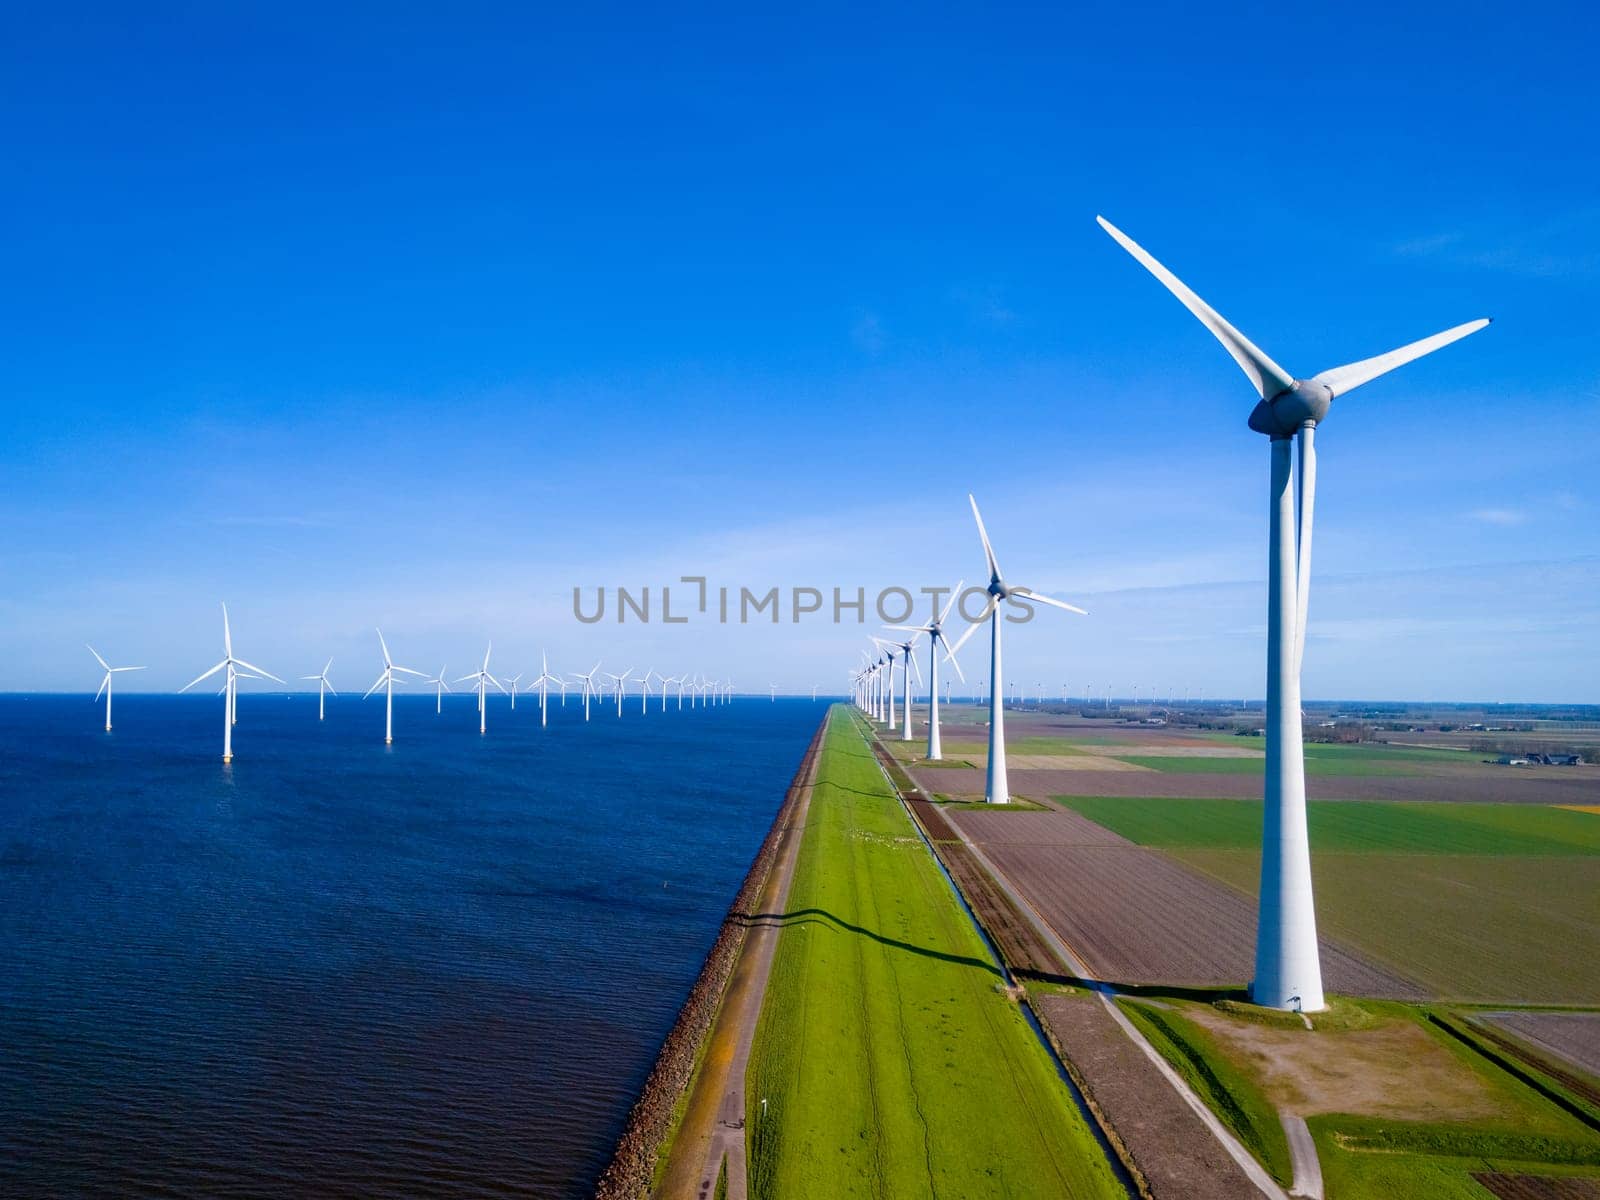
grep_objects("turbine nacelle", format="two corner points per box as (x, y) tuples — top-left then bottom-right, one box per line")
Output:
(1247, 380), (1332, 438)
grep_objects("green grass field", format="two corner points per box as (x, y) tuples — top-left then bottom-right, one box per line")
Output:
(745, 708), (1123, 1199)
(1054, 795), (1600, 855)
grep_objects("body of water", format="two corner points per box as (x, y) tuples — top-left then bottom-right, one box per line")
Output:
(0, 692), (825, 1197)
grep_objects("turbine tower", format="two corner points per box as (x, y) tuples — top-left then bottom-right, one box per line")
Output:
(87, 644), (145, 731)
(534, 652), (561, 727)
(301, 658), (337, 721)
(947, 495), (1086, 804)
(180, 603), (282, 762)
(604, 668), (632, 717)
(886, 582), (964, 760)
(882, 632), (923, 741)
(1099, 214), (1490, 1012)
(365, 629), (424, 745)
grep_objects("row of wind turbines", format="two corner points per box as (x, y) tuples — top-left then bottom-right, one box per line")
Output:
(88, 605), (741, 761)
(856, 215), (1490, 1014)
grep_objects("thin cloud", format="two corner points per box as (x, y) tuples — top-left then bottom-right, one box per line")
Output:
(1469, 507), (1528, 526)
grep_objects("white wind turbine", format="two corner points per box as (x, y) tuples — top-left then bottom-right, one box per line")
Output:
(636, 670), (654, 714)
(604, 668), (633, 717)
(180, 603), (283, 762)
(533, 651), (561, 727)
(365, 629), (425, 745)
(880, 631), (924, 741)
(570, 661), (603, 722)
(657, 674), (676, 713)
(886, 583), (965, 760)
(456, 643), (508, 735)
(300, 658), (337, 721)
(87, 644), (145, 731)
(421, 665), (452, 713)
(505, 672), (525, 712)
(945, 494), (1088, 804)
(300, 662), (337, 720)
(1099, 214), (1490, 1012)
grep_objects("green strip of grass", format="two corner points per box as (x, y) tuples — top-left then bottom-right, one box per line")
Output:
(746, 708), (1124, 1199)
(1116, 999), (1293, 1184)
(1056, 795), (1600, 855)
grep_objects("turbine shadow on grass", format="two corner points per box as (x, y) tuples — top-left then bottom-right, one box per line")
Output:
(743, 905), (1004, 980)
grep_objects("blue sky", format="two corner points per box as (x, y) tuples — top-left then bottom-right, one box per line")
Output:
(3, 3), (1597, 699)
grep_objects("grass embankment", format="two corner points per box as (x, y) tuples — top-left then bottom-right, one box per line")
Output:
(1116, 999), (1293, 1184)
(745, 708), (1123, 1199)
(1120, 993), (1600, 1197)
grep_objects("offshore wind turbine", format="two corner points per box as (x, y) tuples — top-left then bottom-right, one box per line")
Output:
(947, 495), (1086, 804)
(87, 645), (145, 731)
(365, 629), (424, 745)
(604, 668), (632, 717)
(300, 658), (337, 721)
(886, 582), (964, 760)
(1099, 214), (1490, 1012)
(179, 603), (283, 762)
(636, 670), (654, 714)
(570, 661), (602, 722)
(533, 651), (560, 727)
(505, 672), (524, 712)
(456, 643), (507, 735)
(421, 665), (451, 713)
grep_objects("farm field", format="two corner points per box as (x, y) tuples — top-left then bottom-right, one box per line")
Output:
(947, 806), (1420, 996)
(1171, 852), (1599, 1004)
(1122, 994), (1600, 1198)
(743, 710), (1123, 1199)
(1482, 1012), (1600, 1081)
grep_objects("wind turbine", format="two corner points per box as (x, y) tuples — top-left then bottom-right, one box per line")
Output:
(604, 668), (632, 717)
(658, 674), (676, 713)
(1099, 214), (1490, 1012)
(872, 637), (901, 728)
(421, 665), (451, 713)
(179, 603), (283, 762)
(636, 670), (654, 714)
(570, 662), (603, 722)
(945, 497), (1087, 803)
(886, 582), (965, 760)
(505, 672), (524, 712)
(456, 643), (507, 735)
(365, 629), (424, 745)
(300, 658), (337, 721)
(87, 644), (145, 731)
(881, 631), (923, 741)
(533, 651), (561, 727)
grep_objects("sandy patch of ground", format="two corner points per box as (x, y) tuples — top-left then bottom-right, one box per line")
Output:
(1007, 754), (1157, 771)
(1188, 1007), (1513, 1122)
(1095, 745), (1265, 759)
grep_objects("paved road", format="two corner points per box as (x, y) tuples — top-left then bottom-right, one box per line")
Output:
(1282, 1115), (1324, 1199)
(653, 722), (822, 1200)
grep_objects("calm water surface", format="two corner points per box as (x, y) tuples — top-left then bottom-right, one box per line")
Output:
(0, 693), (824, 1198)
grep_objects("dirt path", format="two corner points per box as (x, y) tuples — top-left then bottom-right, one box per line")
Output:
(651, 719), (822, 1200)
(1281, 1115), (1323, 1199)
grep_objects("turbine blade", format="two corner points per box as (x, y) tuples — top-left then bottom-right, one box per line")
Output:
(938, 581), (965, 626)
(909, 650), (923, 687)
(393, 666), (426, 677)
(968, 494), (1002, 582)
(941, 636), (967, 684)
(95, 675), (108, 702)
(1097, 216), (1296, 400)
(1310, 318), (1491, 399)
(364, 673), (388, 699)
(883, 624), (934, 634)
(86, 644), (110, 670)
(1010, 586), (1089, 616)
(1294, 424), (1318, 675)
(180, 660), (228, 692)
(112, 666), (146, 672)
(231, 658), (285, 683)
(946, 595), (999, 656)
(222, 602), (232, 657)
(376, 628), (392, 667)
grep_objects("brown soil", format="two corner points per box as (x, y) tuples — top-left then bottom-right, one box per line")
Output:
(1474, 1174), (1600, 1199)
(952, 812), (1424, 999)
(1034, 991), (1265, 1200)
(1186, 1007), (1510, 1121)
(1484, 1012), (1600, 1084)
